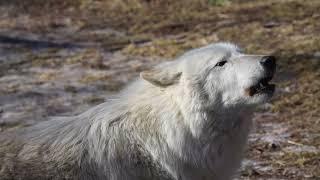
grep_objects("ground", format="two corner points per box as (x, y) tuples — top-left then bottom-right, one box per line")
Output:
(0, 0), (319, 179)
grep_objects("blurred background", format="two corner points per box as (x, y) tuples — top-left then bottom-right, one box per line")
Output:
(0, 0), (319, 179)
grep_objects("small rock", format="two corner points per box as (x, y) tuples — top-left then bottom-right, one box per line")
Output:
(271, 143), (279, 150)
(266, 142), (281, 151)
(284, 86), (291, 92)
(313, 52), (320, 58)
(264, 21), (280, 28)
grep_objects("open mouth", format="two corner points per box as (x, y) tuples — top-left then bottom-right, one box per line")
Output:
(247, 76), (275, 96)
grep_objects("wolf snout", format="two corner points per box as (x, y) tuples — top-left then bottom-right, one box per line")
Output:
(260, 56), (276, 74)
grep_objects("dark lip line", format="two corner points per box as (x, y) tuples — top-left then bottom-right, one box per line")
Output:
(256, 72), (275, 86)
(246, 74), (275, 96)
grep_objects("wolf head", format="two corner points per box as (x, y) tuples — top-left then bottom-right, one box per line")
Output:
(141, 42), (276, 111)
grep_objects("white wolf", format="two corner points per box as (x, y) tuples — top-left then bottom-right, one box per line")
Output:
(0, 42), (276, 180)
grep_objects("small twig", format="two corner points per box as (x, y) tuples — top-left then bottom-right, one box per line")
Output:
(287, 140), (304, 146)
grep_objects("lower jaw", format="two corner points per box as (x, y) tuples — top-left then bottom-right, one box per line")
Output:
(257, 91), (274, 97)
(246, 85), (275, 97)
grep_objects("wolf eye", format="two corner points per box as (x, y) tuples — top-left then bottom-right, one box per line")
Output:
(215, 60), (227, 67)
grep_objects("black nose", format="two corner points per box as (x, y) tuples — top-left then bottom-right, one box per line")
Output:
(260, 56), (276, 72)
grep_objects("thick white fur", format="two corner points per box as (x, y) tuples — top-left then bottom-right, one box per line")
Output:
(0, 42), (273, 180)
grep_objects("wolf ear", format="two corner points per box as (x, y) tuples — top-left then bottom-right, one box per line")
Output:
(140, 68), (182, 87)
